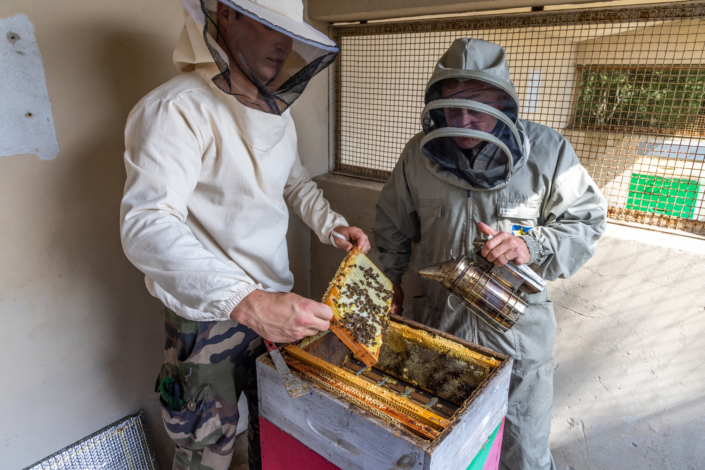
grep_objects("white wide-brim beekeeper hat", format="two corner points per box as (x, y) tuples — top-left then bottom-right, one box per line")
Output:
(180, 0), (339, 114)
(181, 0), (338, 50)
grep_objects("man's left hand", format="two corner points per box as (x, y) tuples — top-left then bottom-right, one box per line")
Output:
(478, 222), (530, 266)
(333, 226), (371, 254)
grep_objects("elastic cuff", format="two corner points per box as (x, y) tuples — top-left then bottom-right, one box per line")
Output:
(520, 235), (545, 267)
(327, 217), (349, 245)
(217, 283), (262, 320)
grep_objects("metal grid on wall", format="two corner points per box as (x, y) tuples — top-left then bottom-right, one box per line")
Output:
(332, 2), (705, 236)
(25, 413), (158, 470)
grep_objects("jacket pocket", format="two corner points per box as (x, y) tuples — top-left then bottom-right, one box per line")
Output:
(512, 300), (556, 373)
(159, 366), (224, 450)
(416, 199), (444, 218)
(496, 198), (540, 234)
(416, 199), (445, 249)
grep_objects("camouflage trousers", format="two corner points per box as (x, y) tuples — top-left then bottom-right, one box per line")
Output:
(157, 308), (265, 470)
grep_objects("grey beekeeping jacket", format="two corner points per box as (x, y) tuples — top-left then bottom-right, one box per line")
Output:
(375, 38), (607, 470)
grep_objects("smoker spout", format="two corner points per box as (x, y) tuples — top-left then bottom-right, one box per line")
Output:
(418, 259), (460, 283)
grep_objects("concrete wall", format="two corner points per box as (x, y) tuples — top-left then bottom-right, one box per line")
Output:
(307, 0), (619, 22)
(0, 1), (325, 468)
(0, 2), (182, 468)
(311, 173), (705, 469)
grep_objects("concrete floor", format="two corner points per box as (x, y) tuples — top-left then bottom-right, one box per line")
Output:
(228, 432), (249, 470)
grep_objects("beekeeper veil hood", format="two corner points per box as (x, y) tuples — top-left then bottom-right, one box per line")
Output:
(180, 0), (339, 114)
(421, 38), (529, 190)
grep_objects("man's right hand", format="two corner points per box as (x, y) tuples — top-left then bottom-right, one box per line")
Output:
(390, 284), (404, 315)
(230, 290), (333, 343)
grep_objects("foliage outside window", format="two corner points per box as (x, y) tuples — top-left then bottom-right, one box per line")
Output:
(572, 66), (705, 134)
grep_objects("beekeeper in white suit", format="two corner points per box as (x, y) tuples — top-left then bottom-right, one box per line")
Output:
(120, 1), (369, 469)
(375, 38), (607, 470)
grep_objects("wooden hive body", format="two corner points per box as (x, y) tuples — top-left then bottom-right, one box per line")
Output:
(257, 315), (512, 470)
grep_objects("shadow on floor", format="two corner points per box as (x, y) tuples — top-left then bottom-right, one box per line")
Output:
(228, 432), (249, 470)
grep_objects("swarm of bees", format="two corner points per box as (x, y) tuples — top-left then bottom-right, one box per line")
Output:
(333, 265), (392, 347)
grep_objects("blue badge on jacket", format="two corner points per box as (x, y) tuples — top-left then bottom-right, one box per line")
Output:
(511, 225), (533, 236)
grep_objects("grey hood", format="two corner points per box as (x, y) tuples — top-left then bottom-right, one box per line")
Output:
(420, 38), (530, 191)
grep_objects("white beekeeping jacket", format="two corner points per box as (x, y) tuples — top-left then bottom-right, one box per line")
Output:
(120, 10), (346, 322)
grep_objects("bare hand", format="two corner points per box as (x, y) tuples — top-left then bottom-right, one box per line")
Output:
(230, 290), (333, 343)
(478, 222), (530, 266)
(332, 226), (371, 254)
(390, 284), (404, 315)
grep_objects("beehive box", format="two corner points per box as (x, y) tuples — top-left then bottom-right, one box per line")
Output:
(257, 315), (512, 470)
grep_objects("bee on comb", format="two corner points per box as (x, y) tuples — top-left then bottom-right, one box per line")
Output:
(322, 247), (393, 367)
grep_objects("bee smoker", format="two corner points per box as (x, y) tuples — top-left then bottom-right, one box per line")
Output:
(418, 242), (546, 333)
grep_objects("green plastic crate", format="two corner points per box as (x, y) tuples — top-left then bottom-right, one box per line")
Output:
(626, 173), (700, 219)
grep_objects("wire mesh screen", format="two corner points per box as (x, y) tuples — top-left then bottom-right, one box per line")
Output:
(332, 2), (705, 235)
(25, 413), (159, 470)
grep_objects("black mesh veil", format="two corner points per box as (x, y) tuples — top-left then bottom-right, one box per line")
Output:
(184, 0), (339, 115)
(420, 76), (527, 190)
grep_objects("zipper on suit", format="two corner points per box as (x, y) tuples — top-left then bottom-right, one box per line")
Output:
(466, 190), (473, 255)
(466, 190), (479, 344)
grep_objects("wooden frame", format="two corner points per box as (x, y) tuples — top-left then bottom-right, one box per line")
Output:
(322, 247), (390, 367)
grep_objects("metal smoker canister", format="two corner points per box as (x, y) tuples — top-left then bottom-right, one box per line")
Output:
(419, 255), (545, 333)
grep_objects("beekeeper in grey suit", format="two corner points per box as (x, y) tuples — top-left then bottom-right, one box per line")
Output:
(374, 38), (607, 470)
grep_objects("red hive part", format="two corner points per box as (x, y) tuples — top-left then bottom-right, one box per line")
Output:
(260, 416), (340, 470)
